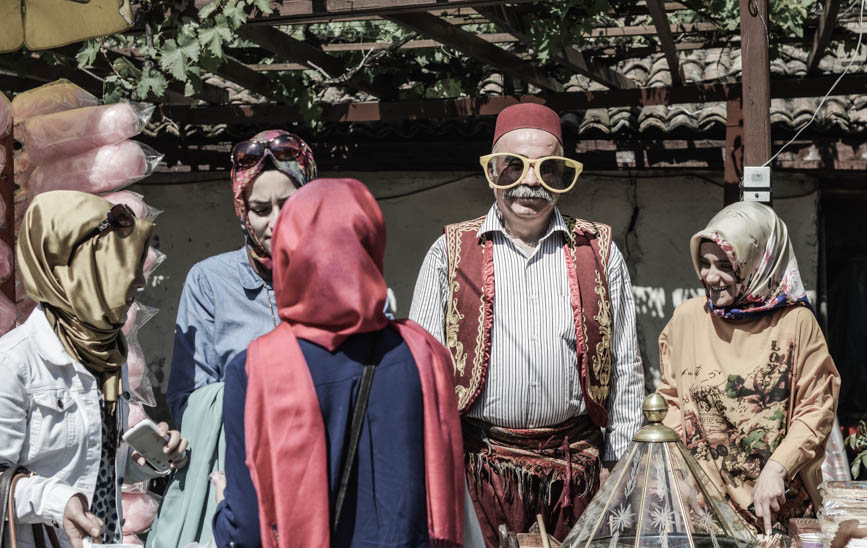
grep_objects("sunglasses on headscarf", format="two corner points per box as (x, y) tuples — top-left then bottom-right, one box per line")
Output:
(68, 203), (136, 262)
(231, 134), (304, 169)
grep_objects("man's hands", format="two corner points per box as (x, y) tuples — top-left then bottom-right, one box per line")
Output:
(63, 494), (102, 548)
(752, 459), (788, 535)
(131, 421), (189, 470)
(598, 460), (616, 487)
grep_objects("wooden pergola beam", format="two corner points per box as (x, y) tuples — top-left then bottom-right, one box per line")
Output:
(208, 0), (537, 25)
(385, 11), (563, 92)
(212, 57), (288, 103)
(0, 54), (104, 97)
(807, 0), (841, 74)
(237, 25), (393, 98)
(476, 6), (635, 89)
(159, 73), (867, 126)
(646, 0), (683, 85)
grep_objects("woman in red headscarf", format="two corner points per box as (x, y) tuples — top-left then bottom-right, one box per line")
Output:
(211, 179), (466, 548)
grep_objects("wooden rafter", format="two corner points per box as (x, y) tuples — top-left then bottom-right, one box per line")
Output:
(385, 11), (563, 92)
(807, 0), (841, 74)
(158, 73), (867, 126)
(205, 0), (537, 25)
(237, 25), (393, 98)
(646, 0), (683, 85)
(213, 57), (287, 103)
(476, 6), (635, 90)
(0, 54), (104, 97)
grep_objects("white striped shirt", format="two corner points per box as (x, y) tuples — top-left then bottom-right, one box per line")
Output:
(408, 205), (644, 460)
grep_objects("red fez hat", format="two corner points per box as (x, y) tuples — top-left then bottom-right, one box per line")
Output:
(493, 103), (562, 145)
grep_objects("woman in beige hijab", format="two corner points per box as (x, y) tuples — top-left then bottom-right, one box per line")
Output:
(657, 201), (839, 536)
(0, 191), (187, 548)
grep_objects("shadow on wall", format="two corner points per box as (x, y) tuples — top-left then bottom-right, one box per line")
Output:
(130, 170), (819, 407)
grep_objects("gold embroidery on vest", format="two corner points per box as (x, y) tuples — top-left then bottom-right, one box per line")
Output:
(445, 223), (469, 376)
(465, 272), (488, 411)
(596, 224), (612, 271)
(590, 269), (612, 402)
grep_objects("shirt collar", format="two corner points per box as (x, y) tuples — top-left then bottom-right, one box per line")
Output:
(477, 203), (573, 245)
(28, 305), (76, 366)
(235, 247), (268, 291)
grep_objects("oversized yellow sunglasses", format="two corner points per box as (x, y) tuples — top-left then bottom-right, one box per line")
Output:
(479, 153), (584, 194)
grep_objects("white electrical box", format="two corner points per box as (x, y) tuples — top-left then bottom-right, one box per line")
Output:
(743, 166), (771, 188)
(743, 190), (772, 202)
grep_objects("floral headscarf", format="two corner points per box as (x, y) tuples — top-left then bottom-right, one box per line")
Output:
(230, 129), (317, 277)
(689, 201), (811, 319)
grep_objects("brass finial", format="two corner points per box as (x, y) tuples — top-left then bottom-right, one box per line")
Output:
(643, 393), (668, 424)
(633, 393), (680, 442)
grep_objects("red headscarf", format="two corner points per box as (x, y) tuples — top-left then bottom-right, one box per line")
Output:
(243, 178), (465, 548)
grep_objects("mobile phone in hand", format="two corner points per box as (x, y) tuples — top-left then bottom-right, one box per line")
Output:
(122, 418), (171, 473)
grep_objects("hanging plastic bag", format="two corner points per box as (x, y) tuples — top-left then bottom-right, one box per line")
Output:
(103, 189), (163, 221)
(121, 491), (160, 534)
(143, 247), (166, 281)
(11, 79), (99, 122)
(18, 102), (154, 162)
(0, 239), (12, 283)
(0, 91), (11, 137)
(126, 333), (156, 407)
(127, 401), (149, 429)
(29, 141), (163, 196)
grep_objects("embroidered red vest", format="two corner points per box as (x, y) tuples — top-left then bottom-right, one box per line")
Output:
(443, 214), (613, 427)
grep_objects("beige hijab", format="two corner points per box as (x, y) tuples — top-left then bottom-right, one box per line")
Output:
(689, 201), (810, 319)
(17, 191), (154, 402)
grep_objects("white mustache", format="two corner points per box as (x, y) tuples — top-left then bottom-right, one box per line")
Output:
(505, 185), (554, 203)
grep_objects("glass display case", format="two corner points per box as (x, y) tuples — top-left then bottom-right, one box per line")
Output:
(561, 394), (757, 548)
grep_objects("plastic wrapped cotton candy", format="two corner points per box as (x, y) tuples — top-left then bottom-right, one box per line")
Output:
(104, 190), (161, 221)
(121, 492), (159, 535)
(0, 293), (16, 336)
(0, 240), (12, 283)
(28, 141), (162, 196)
(143, 247), (165, 281)
(11, 79), (99, 123)
(127, 401), (148, 428)
(121, 493), (158, 537)
(127, 339), (156, 407)
(14, 190), (32, 233)
(0, 91), (11, 137)
(122, 303), (137, 336)
(18, 103), (154, 162)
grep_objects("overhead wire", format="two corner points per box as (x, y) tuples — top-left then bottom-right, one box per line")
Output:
(762, 0), (866, 167)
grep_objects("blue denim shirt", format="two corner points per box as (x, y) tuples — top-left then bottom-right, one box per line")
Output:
(166, 247), (277, 426)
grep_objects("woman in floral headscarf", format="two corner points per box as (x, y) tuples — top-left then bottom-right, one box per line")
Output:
(166, 129), (317, 422)
(152, 131), (316, 547)
(657, 201), (839, 536)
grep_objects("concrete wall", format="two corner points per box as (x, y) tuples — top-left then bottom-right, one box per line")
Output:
(131, 170), (819, 421)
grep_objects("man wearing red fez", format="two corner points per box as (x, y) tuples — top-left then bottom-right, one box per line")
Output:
(409, 102), (644, 545)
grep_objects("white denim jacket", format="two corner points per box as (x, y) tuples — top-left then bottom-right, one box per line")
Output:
(0, 307), (160, 548)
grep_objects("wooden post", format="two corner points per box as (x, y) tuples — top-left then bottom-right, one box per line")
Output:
(739, 0), (772, 168)
(724, 97), (744, 205)
(1, 126), (15, 302)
